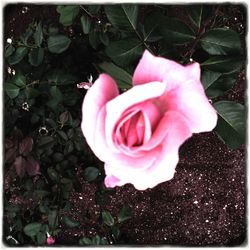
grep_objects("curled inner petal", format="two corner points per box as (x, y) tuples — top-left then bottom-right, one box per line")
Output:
(113, 101), (161, 156)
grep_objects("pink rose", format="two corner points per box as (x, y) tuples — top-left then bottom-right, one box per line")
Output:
(81, 50), (217, 190)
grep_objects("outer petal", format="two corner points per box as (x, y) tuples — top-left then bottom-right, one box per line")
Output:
(104, 111), (192, 190)
(81, 74), (119, 155)
(133, 50), (193, 87)
(165, 78), (218, 133)
(105, 81), (166, 152)
(133, 50), (217, 133)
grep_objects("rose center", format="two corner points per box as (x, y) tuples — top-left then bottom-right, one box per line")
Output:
(120, 110), (145, 147)
(113, 101), (161, 151)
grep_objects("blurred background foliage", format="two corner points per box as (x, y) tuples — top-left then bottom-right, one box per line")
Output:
(3, 4), (246, 246)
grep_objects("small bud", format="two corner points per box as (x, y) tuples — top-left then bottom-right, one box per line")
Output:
(46, 232), (55, 245)
(7, 38), (12, 44)
(77, 75), (94, 90)
(22, 102), (30, 111)
(39, 126), (48, 136)
(7, 67), (12, 74)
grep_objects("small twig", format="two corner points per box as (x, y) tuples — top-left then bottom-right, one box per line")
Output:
(17, 42), (37, 49)
(80, 5), (95, 19)
(183, 6), (221, 60)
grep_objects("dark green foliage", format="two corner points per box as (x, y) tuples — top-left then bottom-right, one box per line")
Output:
(200, 28), (241, 55)
(118, 204), (132, 223)
(102, 210), (115, 227)
(213, 101), (245, 149)
(83, 166), (100, 181)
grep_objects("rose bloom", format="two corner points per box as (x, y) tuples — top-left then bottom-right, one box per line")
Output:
(81, 50), (217, 190)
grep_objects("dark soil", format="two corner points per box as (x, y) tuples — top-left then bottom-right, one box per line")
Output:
(3, 4), (246, 246)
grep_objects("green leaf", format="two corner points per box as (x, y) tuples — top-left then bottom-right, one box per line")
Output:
(63, 216), (80, 228)
(23, 223), (42, 237)
(100, 237), (109, 245)
(20, 27), (33, 45)
(97, 61), (132, 89)
(33, 190), (50, 198)
(117, 204), (132, 223)
(5, 44), (15, 57)
(56, 5), (80, 26)
(28, 48), (44, 66)
(159, 17), (195, 44)
(105, 38), (143, 66)
(64, 141), (74, 154)
(83, 167), (100, 182)
(200, 28), (241, 55)
(57, 130), (68, 141)
(5, 204), (20, 213)
(104, 5), (139, 32)
(48, 35), (71, 54)
(48, 210), (58, 227)
(79, 237), (92, 245)
(34, 22), (43, 47)
(157, 40), (180, 61)
(89, 29), (101, 49)
(47, 69), (77, 85)
(9, 72), (26, 87)
(39, 204), (50, 213)
(201, 56), (243, 74)
(25, 87), (39, 99)
(201, 70), (222, 90)
(88, 5), (101, 14)
(143, 12), (163, 42)
(206, 74), (237, 98)
(7, 46), (28, 65)
(92, 235), (103, 245)
(99, 32), (109, 46)
(111, 226), (120, 240)
(102, 210), (114, 227)
(186, 5), (211, 29)
(80, 15), (92, 34)
(59, 111), (69, 124)
(48, 26), (59, 35)
(47, 167), (59, 182)
(213, 101), (245, 149)
(5, 83), (20, 99)
(37, 232), (46, 245)
(37, 136), (54, 148)
(47, 86), (63, 109)
(53, 152), (64, 162)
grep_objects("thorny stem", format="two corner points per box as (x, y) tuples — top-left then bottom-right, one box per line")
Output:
(22, 80), (51, 89)
(183, 6), (221, 61)
(80, 5), (153, 54)
(80, 5), (95, 19)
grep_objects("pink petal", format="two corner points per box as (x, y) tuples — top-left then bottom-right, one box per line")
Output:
(92, 106), (161, 168)
(165, 77), (217, 133)
(133, 50), (189, 86)
(103, 111), (192, 190)
(104, 174), (124, 188)
(133, 50), (217, 133)
(185, 62), (201, 81)
(126, 113), (141, 147)
(135, 113), (145, 145)
(105, 81), (166, 152)
(81, 74), (119, 153)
